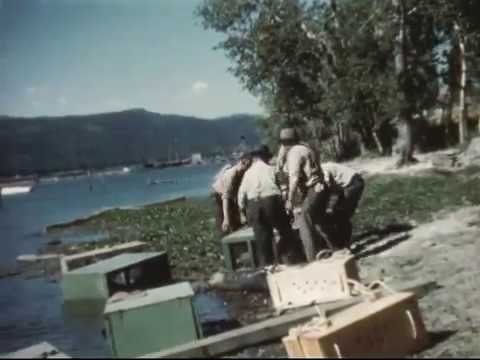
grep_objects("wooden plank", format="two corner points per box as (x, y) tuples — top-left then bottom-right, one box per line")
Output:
(62, 241), (146, 272)
(138, 279), (437, 359)
(17, 254), (61, 263)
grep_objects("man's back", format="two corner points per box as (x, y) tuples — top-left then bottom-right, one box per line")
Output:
(322, 162), (358, 188)
(285, 144), (323, 188)
(212, 163), (238, 198)
(239, 159), (280, 202)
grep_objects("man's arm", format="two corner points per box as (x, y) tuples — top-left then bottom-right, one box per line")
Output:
(222, 197), (231, 232)
(221, 167), (237, 232)
(237, 176), (248, 224)
(286, 154), (302, 212)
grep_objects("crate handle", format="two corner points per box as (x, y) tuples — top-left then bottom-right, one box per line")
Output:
(315, 248), (351, 261)
(368, 280), (396, 295)
(347, 279), (397, 300)
(347, 279), (377, 300)
(406, 310), (418, 339)
(334, 343), (343, 358)
(315, 250), (333, 260)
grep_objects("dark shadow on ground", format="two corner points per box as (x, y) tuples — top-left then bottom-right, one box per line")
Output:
(354, 233), (411, 259)
(350, 222), (414, 258)
(422, 330), (458, 354)
(353, 222), (414, 243)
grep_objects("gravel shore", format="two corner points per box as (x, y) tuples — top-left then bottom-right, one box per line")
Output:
(228, 206), (480, 358)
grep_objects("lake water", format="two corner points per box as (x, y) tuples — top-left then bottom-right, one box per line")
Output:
(0, 164), (222, 357)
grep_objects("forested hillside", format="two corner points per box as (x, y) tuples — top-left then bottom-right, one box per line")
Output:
(0, 109), (260, 176)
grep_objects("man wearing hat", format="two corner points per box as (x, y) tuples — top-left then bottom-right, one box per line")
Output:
(237, 145), (299, 266)
(278, 127), (333, 261)
(211, 152), (252, 234)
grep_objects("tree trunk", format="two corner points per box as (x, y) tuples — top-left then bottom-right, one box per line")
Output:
(357, 132), (368, 156)
(395, 116), (416, 167)
(370, 109), (385, 155)
(373, 130), (384, 155)
(455, 23), (468, 145)
(392, 0), (416, 167)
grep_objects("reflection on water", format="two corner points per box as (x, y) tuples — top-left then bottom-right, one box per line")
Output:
(0, 164), (221, 356)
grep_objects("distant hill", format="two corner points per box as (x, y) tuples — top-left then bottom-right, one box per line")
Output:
(0, 109), (261, 176)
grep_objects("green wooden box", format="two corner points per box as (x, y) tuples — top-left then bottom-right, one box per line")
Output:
(103, 282), (201, 358)
(221, 227), (258, 271)
(62, 252), (171, 302)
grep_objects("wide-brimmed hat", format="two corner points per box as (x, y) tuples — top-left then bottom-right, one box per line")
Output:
(279, 128), (298, 142)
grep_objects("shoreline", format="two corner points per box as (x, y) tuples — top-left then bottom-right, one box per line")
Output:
(6, 157), (480, 357)
(45, 196), (188, 234)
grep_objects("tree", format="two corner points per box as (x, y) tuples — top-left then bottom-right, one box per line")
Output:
(388, 0), (440, 166)
(430, 0), (480, 144)
(197, 0), (461, 165)
(197, 0), (335, 152)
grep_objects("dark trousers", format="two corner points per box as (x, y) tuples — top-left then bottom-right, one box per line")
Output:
(213, 193), (241, 234)
(298, 186), (332, 261)
(246, 195), (298, 267)
(344, 175), (365, 218)
(328, 175), (365, 248)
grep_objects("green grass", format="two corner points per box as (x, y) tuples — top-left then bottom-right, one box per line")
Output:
(61, 166), (480, 278)
(63, 198), (222, 279)
(354, 167), (480, 233)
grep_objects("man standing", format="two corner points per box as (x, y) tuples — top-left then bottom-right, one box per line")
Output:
(211, 153), (252, 234)
(238, 146), (298, 267)
(322, 162), (365, 249)
(279, 128), (332, 262)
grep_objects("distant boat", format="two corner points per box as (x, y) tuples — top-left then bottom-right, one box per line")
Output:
(1, 186), (32, 196)
(147, 179), (177, 186)
(0, 178), (36, 196)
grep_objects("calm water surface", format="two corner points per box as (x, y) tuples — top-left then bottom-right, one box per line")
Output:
(0, 164), (222, 357)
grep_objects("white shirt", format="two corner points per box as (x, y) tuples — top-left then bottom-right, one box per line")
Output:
(238, 159), (281, 211)
(322, 162), (358, 188)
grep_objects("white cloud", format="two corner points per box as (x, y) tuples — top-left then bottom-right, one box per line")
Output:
(192, 81), (209, 94)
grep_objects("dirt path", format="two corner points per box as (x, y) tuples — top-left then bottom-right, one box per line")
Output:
(343, 149), (462, 177)
(230, 205), (480, 358)
(358, 206), (480, 358)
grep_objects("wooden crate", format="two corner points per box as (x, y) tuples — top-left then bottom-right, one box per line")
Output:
(267, 251), (359, 312)
(283, 291), (429, 358)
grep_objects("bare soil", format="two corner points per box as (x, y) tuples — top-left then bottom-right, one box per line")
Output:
(226, 205), (480, 358)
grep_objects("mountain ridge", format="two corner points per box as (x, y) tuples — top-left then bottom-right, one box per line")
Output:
(0, 109), (262, 176)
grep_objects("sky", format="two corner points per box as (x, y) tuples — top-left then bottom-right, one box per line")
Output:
(0, 0), (263, 119)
